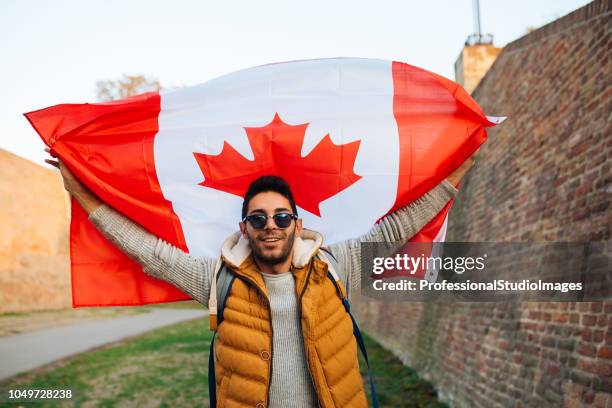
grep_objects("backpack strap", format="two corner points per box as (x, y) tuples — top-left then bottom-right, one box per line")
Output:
(208, 332), (217, 408)
(208, 259), (236, 331)
(325, 264), (379, 408)
(208, 258), (222, 330)
(318, 247), (351, 299)
(208, 259), (236, 408)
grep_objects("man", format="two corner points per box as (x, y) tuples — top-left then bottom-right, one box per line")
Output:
(46, 150), (472, 407)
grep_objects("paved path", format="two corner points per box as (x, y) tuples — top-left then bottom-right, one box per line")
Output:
(0, 308), (207, 382)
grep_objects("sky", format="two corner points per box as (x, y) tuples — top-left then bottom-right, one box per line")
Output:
(0, 0), (591, 166)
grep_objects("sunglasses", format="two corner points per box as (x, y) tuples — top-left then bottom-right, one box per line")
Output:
(242, 213), (298, 230)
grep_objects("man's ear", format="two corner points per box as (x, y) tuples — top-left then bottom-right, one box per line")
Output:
(239, 221), (247, 237)
(295, 218), (303, 235)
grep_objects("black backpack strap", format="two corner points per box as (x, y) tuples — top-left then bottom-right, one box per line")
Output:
(326, 270), (379, 408)
(208, 261), (236, 408)
(208, 332), (217, 408)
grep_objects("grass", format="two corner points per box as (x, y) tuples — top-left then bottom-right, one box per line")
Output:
(360, 333), (448, 408)
(0, 317), (211, 407)
(1, 317), (445, 407)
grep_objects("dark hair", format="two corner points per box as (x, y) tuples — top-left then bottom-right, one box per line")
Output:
(241, 175), (298, 219)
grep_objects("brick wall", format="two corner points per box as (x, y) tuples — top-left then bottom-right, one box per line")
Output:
(355, 1), (611, 406)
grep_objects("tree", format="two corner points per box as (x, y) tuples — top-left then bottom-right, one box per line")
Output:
(96, 74), (161, 102)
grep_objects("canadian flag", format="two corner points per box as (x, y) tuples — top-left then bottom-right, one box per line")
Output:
(25, 58), (498, 307)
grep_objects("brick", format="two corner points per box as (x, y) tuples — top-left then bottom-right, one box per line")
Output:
(592, 330), (604, 343)
(590, 302), (604, 313)
(599, 360), (612, 377)
(579, 343), (598, 357)
(582, 391), (595, 404)
(605, 330), (612, 345)
(583, 314), (598, 326)
(570, 370), (594, 387)
(598, 346), (612, 359)
(542, 336), (556, 347)
(593, 392), (609, 408)
(557, 338), (575, 351)
(578, 358), (600, 375)
(547, 362), (561, 376)
(592, 378), (612, 394)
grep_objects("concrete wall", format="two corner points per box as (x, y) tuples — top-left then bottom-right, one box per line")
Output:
(0, 149), (71, 312)
(356, 1), (612, 406)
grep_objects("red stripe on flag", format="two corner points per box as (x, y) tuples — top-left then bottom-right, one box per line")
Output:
(390, 61), (487, 212)
(25, 92), (191, 306)
(380, 200), (454, 279)
(386, 62), (488, 279)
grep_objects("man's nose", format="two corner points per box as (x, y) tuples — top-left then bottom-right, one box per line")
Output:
(264, 216), (277, 229)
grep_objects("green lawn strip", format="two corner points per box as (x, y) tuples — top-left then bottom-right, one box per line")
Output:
(359, 332), (448, 408)
(0, 317), (211, 408)
(1, 317), (446, 408)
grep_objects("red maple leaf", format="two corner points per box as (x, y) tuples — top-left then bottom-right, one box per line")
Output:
(193, 113), (361, 216)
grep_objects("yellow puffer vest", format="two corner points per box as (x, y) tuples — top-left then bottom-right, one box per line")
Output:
(210, 229), (367, 408)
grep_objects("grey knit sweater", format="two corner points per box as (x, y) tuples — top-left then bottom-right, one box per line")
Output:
(261, 271), (318, 407)
(88, 179), (457, 407)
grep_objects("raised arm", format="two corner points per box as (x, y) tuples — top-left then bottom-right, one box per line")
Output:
(88, 204), (215, 306)
(46, 151), (215, 306)
(325, 155), (476, 299)
(325, 179), (458, 299)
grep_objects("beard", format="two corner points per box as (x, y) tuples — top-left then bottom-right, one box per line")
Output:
(248, 225), (297, 266)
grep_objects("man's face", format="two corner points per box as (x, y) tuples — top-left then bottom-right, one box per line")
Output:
(240, 191), (302, 266)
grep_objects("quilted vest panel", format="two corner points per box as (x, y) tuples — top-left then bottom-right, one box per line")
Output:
(214, 257), (367, 407)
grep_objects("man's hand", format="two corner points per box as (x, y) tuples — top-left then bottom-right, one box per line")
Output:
(446, 151), (478, 187)
(45, 148), (103, 214)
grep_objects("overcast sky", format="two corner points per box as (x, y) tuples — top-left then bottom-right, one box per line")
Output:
(1, 0), (590, 166)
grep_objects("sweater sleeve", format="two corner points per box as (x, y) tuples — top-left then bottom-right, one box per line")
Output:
(88, 204), (215, 306)
(325, 179), (458, 300)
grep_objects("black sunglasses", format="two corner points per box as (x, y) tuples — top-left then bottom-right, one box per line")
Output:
(242, 213), (298, 230)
